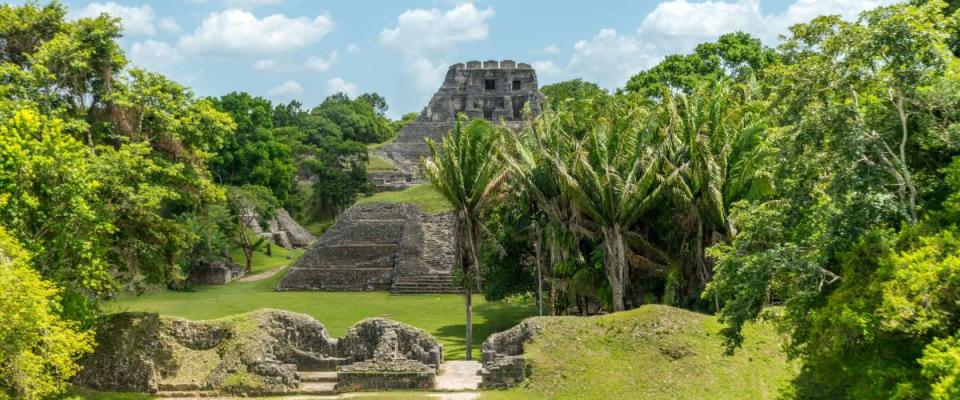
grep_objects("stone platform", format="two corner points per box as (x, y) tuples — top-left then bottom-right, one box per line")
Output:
(276, 202), (460, 294)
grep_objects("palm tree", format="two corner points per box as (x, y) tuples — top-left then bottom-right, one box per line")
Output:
(422, 118), (508, 360)
(653, 80), (775, 301)
(548, 100), (663, 312)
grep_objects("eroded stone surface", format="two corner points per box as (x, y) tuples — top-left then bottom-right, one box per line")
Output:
(378, 60), (545, 177)
(276, 202), (458, 294)
(74, 310), (443, 396)
(479, 318), (547, 389)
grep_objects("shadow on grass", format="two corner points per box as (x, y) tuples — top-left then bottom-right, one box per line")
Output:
(433, 298), (536, 360)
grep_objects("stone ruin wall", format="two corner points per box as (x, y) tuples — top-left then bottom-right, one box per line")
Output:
(74, 310), (445, 395)
(275, 203), (456, 293)
(378, 60), (545, 176)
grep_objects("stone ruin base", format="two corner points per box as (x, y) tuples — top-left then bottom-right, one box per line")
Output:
(337, 359), (435, 391)
(480, 318), (547, 388)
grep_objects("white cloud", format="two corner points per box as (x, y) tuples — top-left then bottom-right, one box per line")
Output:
(130, 40), (182, 67)
(531, 60), (562, 77)
(266, 80), (303, 100)
(72, 2), (156, 36)
(250, 51), (338, 72)
(253, 59), (278, 70)
(347, 43), (360, 54)
(532, 45), (560, 55)
(380, 3), (493, 98)
(561, 0), (900, 89)
(407, 57), (448, 92)
(379, 3), (493, 57)
(179, 9), (334, 57)
(225, 0), (283, 9)
(305, 51), (338, 72)
(159, 17), (181, 34)
(325, 77), (358, 97)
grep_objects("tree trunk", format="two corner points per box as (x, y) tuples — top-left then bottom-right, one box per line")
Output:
(534, 238), (544, 316)
(603, 226), (626, 312)
(464, 287), (473, 361)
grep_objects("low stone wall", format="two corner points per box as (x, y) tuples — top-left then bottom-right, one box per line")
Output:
(189, 259), (245, 285)
(337, 359), (435, 391)
(75, 310), (445, 395)
(339, 318), (443, 370)
(479, 318), (547, 388)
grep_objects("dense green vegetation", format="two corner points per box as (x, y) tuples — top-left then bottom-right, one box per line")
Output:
(483, 305), (796, 400)
(3, 0), (960, 398)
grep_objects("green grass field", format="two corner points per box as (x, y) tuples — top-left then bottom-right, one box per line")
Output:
(228, 244), (304, 274)
(367, 153), (396, 171)
(107, 247), (533, 360)
(482, 305), (797, 400)
(357, 184), (452, 213)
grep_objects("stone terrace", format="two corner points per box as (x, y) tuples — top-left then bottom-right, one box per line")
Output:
(276, 202), (460, 294)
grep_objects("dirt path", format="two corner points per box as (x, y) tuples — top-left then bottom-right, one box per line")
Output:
(436, 361), (483, 391)
(237, 266), (285, 282)
(164, 392), (481, 399)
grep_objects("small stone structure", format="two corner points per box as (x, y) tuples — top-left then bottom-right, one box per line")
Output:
(480, 318), (547, 389)
(276, 202), (459, 294)
(244, 208), (317, 250)
(189, 258), (245, 285)
(74, 310), (443, 396)
(336, 318), (442, 391)
(376, 60), (545, 187)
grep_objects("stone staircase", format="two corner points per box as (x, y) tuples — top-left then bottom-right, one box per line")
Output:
(391, 273), (461, 294)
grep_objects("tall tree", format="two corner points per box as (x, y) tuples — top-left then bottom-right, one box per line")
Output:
(423, 119), (508, 360)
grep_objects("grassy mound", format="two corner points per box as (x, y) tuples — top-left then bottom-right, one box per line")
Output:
(484, 305), (797, 400)
(357, 184), (452, 213)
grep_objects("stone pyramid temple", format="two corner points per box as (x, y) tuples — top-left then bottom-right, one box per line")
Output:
(277, 60), (544, 294)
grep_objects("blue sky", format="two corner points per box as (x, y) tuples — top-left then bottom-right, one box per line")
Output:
(38, 0), (898, 118)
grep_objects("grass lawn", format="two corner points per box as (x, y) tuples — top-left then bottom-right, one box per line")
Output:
(482, 305), (798, 400)
(228, 244), (304, 274)
(357, 184), (452, 213)
(107, 262), (533, 360)
(367, 153), (397, 171)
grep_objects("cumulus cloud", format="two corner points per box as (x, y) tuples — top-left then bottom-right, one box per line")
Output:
(562, 0), (899, 89)
(179, 9), (334, 57)
(225, 0), (283, 9)
(347, 44), (360, 54)
(159, 17), (181, 34)
(250, 51), (338, 72)
(532, 45), (560, 55)
(130, 40), (182, 67)
(531, 60), (562, 77)
(266, 80), (304, 100)
(305, 51), (338, 72)
(72, 2), (156, 36)
(379, 3), (493, 57)
(379, 3), (493, 97)
(326, 77), (358, 97)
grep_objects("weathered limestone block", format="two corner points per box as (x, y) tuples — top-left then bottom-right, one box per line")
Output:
(74, 310), (344, 395)
(479, 318), (547, 388)
(377, 60), (545, 176)
(337, 359), (435, 392)
(275, 208), (316, 247)
(339, 318), (443, 370)
(276, 202), (458, 293)
(189, 258), (245, 285)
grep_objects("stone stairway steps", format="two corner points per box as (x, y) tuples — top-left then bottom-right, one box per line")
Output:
(300, 371), (338, 383)
(297, 381), (337, 395)
(296, 356), (349, 372)
(391, 272), (460, 294)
